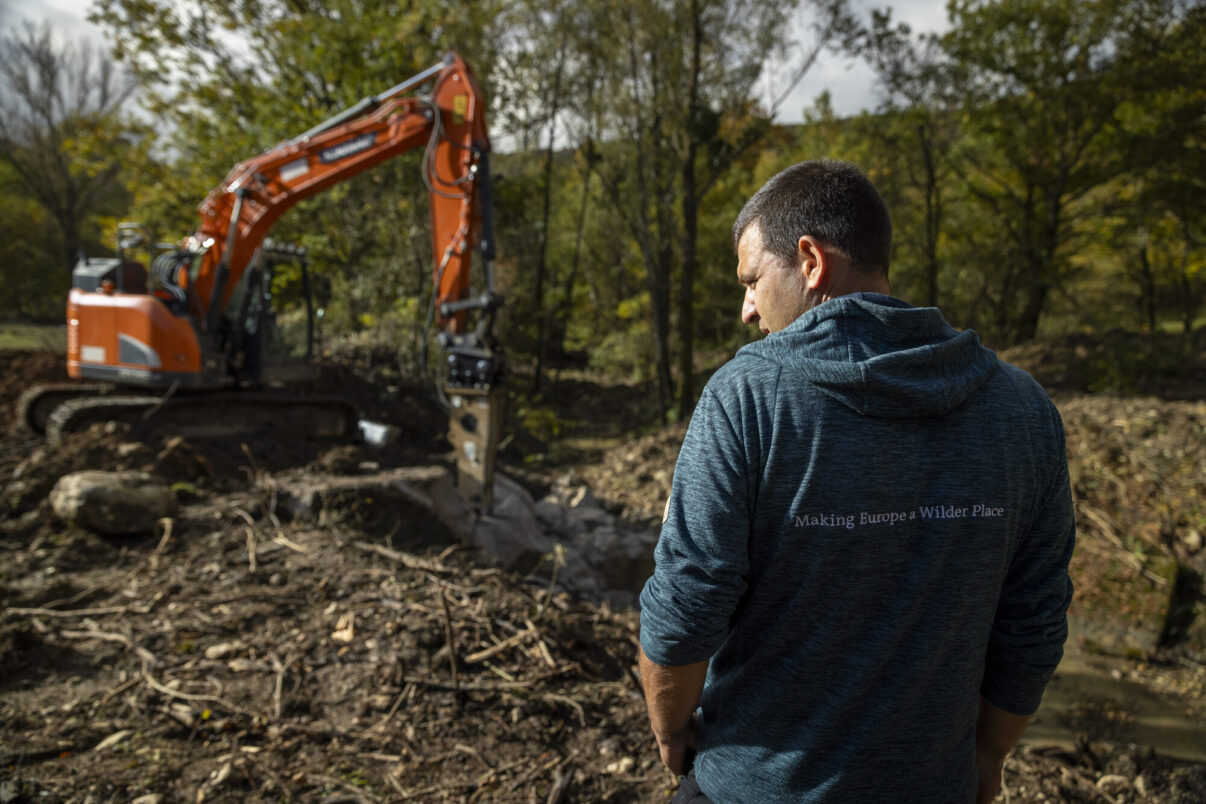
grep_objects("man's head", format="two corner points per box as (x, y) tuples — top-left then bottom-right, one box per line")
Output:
(733, 160), (892, 333)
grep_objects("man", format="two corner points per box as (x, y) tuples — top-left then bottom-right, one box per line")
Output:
(639, 160), (1074, 803)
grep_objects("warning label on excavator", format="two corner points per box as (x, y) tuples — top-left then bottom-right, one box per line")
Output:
(319, 133), (377, 164)
(453, 95), (468, 124)
(280, 158), (309, 182)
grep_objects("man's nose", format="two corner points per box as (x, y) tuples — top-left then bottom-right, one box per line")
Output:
(742, 292), (759, 325)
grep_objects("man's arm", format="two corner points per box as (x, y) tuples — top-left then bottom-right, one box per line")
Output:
(974, 696), (1031, 804)
(981, 400), (1074, 714)
(639, 647), (708, 775)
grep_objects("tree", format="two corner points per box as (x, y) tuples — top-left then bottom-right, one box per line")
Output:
(858, 10), (958, 309)
(1121, 2), (1206, 333)
(574, 0), (852, 419)
(0, 23), (140, 274)
(0, 161), (62, 319)
(491, 0), (581, 391)
(940, 0), (1193, 343)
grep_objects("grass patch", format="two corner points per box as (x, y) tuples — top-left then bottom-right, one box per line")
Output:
(0, 324), (65, 351)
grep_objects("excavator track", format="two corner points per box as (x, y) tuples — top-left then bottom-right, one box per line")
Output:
(15, 383), (112, 435)
(44, 391), (359, 446)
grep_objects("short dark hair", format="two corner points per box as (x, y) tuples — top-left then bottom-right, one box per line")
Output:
(732, 160), (892, 275)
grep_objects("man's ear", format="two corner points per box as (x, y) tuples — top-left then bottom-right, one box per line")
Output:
(798, 235), (828, 291)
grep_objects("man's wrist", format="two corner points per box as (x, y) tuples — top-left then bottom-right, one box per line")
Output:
(976, 741), (1009, 763)
(654, 715), (695, 746)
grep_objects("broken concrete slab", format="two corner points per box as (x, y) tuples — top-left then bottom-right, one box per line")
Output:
(272, 467), (660, 605)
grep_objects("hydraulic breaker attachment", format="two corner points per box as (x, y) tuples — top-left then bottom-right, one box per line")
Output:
(447, 387), (505, 512)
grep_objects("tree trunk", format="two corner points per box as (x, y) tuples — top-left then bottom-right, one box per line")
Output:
(677, 0), (702, 421)
(553, 160), (594, 371)
(918, 122), (940, 308)
(531, 49), (566, 393)
(1137, 243), (1157, 332)
(651, 242), (675, 418)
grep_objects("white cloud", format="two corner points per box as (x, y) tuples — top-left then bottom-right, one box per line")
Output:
(769, 0), (952, 122)
(4, 0), (103, 43)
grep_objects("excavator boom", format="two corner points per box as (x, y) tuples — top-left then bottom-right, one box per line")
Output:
(190, 53), (489, 336)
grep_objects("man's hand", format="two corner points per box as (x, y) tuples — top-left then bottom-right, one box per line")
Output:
(974, 746), (1006, 803)
(656, 713), (698, 775)
(974, 696), (1031, 803)
(638, 648), (708, 775)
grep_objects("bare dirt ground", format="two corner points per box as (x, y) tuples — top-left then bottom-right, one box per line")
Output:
(3, 338), (1206, 803)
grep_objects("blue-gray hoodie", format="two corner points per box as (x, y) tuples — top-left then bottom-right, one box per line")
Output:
(640, 295), (1075, 803)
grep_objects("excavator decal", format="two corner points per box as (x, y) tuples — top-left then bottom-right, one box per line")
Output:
(318, 133), (378, 163)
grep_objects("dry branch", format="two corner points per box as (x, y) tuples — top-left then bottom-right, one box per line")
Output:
(150, 517), (174, 570)
(8, 606), (139, 619)
(352, 539), (454, 574)
(439, 585), (460, 695)
(59, 626), (156, 665)
(464, 627), (535, 664)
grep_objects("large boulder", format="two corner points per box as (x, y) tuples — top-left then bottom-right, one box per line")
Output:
(463, 473), (556, 571)
(49, 470), (177, 534)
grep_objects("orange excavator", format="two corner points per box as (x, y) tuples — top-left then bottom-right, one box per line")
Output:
(21, 53), (505, 508)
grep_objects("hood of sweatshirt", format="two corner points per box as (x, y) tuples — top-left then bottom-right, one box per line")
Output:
(737, 295), (999, 418)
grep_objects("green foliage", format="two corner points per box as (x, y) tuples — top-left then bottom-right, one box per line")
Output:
(0, 324), (66, 351)
(0, 24), (145, 312)
(1, 0), (1200, 420)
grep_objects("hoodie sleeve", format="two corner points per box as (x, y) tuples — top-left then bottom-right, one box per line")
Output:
(981, 401), (1075, 715)
(640, 386), (752, 667)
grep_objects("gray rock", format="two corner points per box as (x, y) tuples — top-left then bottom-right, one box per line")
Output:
(566, 503), (612, 532)
(535, 497), (568, 532)
(275, 467), (551, 571)
(49, 471), (177, 534)
(559, 524), (657, 606)
(470, 474), (555, 570)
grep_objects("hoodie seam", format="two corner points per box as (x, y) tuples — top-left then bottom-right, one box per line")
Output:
(844, 330), (868, 416)
(759, 366), (782, 511)
(704, 385), (751, 524)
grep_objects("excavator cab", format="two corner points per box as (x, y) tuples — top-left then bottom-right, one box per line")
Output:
(71, 223), (151, 296)
(224, 239), (318, 385)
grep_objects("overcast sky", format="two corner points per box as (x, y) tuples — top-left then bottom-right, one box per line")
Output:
(3, 0), (951, 122)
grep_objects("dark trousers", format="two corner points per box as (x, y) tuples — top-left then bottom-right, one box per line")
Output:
(671, 770), (714, 803)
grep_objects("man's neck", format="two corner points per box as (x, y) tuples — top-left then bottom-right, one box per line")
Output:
(823, 274), (892, 302)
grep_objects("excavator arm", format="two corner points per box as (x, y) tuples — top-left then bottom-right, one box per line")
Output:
(190, 53), (491, 337)
(191, 52), (504, 509)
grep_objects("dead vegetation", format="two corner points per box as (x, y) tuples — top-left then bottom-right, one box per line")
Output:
(2, 505), (660, 802)
(2, 340), (1205, 802)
